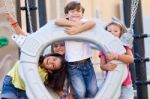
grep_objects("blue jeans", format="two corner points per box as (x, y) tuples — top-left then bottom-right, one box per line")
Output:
(1, 75), (28, 99)
(67, 59), (98, 99)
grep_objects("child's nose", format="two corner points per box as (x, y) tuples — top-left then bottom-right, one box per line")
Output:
(74, 11), (78, 14)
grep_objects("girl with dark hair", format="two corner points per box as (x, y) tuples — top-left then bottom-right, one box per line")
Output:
(1, 53), (67, 99)
(4, 12), (74, 99)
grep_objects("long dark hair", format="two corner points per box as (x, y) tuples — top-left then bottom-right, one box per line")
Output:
(39, 53), (67, 92)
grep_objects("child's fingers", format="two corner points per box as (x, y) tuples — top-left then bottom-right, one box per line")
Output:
(4, 12), (12, 18)
(109, 63), (117, 70)
(106, 63), (117, 70)
(65, 28), (72, 34)
(64, 29), (70, 33)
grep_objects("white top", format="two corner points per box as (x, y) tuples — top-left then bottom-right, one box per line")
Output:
(65, 41), (92, 62)
(65, 19), (92, 62)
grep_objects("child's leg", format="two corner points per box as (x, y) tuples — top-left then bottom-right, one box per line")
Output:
(119, 85), (134, 99)
(1, 75), (18, 99)
(83, 60), (98, 97)
(67, 63), (86, 99)
(17, 88), (28, 99)
(1, 75), (28, 99)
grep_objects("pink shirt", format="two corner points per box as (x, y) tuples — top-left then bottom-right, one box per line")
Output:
(99, 46), (132, 86)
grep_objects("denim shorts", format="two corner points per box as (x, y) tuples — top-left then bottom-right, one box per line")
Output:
(1, 75), (28, 99)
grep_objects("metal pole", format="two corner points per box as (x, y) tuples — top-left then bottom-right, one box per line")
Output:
(15, 0), (22, 58)
(38, 0), (47, 27)
(15, 0), (22, 27)
(123, 0), (148, 99)
(133, 1), (148, 98)
(25, 0), (37, 33)
(122, 0), (137, 91)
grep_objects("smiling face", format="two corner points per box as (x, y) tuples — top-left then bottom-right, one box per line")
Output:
(66, 8), (83, 21)
(52, 41), (65, 55)
(64, 1), (84, 21)
(43, 56), (62, 73)
(106, 24), (122, 38)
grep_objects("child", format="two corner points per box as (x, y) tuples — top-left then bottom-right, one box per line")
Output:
(5, 13), (27, 36)
(4, 13), (73, 99)
(1, 53), (67, 99)
(99, 21), (134, 99)
(51, 41), (75, 99)
(55, 1), (98, 99)
(51, 41), (65, 57)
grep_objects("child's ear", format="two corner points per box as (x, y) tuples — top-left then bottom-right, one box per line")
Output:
(81, 14), (84, 18)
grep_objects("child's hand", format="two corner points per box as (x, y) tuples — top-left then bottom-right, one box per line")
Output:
(72, 21), (82, 27)
(101, 63), (117, 71)
(4, 12), (17, 25)
(65, 27), (80, 35)
(106, 52), (119, 61)
(65, 94), (75, 99)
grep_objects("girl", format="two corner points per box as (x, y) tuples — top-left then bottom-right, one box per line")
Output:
(51, 41), (65, 57)
(1, 53), (67, 99)
(99, 21), (134, 99)
(4, 12), (74, 99)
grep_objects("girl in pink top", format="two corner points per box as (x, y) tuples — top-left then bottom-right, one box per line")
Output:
(99, 21), (134, 99)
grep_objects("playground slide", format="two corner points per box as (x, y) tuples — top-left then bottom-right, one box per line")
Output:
(19, 20), (127, 99)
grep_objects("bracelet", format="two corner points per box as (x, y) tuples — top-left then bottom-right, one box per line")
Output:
(11, 22), (18, 26)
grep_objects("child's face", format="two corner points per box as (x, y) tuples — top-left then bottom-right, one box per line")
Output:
(107, 24), (121, 38)
(66, 9), (83, 21)
(43, 56), (62, 72)
(52, 41), (65, 55)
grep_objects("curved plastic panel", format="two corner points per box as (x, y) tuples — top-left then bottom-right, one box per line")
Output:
(19, 20), (127, 99)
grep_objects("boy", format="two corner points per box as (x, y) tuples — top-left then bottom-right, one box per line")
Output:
(55, 1), (98, 99)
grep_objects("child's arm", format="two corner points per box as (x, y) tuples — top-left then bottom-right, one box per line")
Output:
(106, 48), (134, 64)
(100, 52), (117, 71)
(55, 18), (95, 35)
(55, 18), (82, 27)
(5, 13), (27, 36)
(101, 63), (117, 71)
(65, 20), (96, 35)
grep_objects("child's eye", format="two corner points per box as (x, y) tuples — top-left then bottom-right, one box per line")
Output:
(53, 58), (57, 61)
(77, 10), (81, 13)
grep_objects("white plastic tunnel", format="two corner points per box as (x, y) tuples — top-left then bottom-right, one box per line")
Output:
(19, 20), (128, 99)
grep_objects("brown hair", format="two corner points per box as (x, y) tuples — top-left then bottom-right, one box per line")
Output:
(64, 1), (85, 14)
(39, 53), (66, 72)
(51, 40), (65, 53)
(44, 62), (67, 92)
(39, 53), (67, 92)
(105, 21), (127, 37)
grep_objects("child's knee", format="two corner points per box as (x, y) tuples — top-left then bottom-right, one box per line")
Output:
(87, 87), (98, 97)
(74, 88), (86, 98)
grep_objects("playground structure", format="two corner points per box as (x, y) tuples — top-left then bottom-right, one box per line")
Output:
(19, 20), (127, 99)
(0, 0), (150, 99)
